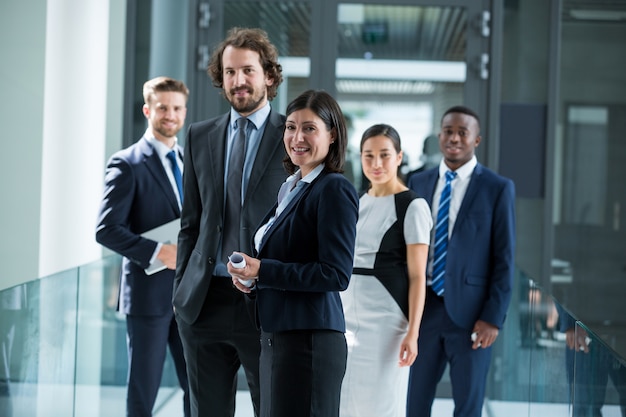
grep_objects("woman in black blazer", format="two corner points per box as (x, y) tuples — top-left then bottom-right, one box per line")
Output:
(229, 89), (358, 417)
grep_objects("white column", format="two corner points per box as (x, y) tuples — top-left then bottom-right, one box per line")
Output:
(36, 1), (126, 416)
(39, 0), (124, 277)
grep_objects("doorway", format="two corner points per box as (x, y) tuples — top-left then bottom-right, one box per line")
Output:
(184, 0), (494, 188)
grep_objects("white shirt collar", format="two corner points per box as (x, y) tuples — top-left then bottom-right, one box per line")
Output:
(144, 128), (179, 158)
(229, 102), (271, 130)
(438, 155), (477, 180)
(290, 163), (325, 185)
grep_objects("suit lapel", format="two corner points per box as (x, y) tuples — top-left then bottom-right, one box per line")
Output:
(245, 110), (285, 205)
(140, 138), (180, 214)
(452, 163), (482, 235)
(258, 174), (315, 253)
(425, 169), (439, 206)
(207, 115), (230, 215)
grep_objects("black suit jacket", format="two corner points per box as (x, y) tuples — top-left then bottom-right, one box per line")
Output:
(96, 137), (182, 316)
(254, 171), (359, 333)
(173, 109), (287, 324)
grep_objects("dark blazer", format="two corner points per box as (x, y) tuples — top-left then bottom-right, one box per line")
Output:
(254, 171), (359, 333)
(96, 137), (182, 316)
(407, 163), (516, 329)
(173, 109), (287, 325)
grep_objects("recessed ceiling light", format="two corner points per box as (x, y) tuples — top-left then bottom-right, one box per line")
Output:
(570, 9), (626, 21)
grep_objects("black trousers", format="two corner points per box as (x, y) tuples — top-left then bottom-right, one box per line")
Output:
(259, 329), (347, 417)
(176, 277), (261, 417)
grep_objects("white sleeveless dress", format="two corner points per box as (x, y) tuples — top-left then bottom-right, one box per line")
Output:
(340, 191), (432, 417)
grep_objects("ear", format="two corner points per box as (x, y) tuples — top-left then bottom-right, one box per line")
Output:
(397, 150), (404, 166)
(142, 104), (150, 119)
(474, 135), (482, 147)
(330, 127), (337, 143)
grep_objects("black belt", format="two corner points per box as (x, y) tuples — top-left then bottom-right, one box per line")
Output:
(427, 285), (444, 298)
(352, 267), (400, 276)
(210, 275), (236, 288)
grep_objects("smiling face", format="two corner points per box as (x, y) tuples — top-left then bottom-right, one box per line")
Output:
(361, 135), (403, 188)
(283, 108), (335, 177)
(439, 111), (481, 170)
(222, 46), (273, 116)
(143, 91), (187, 144)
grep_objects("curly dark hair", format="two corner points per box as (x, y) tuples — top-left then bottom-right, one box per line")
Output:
(207, 27), (283, 101)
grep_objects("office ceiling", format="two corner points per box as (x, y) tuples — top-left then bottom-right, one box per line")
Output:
(223, 0), (625, 97)
(225, 3), (466, 61)
(225, 1), (626, 62)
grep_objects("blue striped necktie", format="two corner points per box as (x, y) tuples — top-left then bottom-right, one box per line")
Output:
(166, 150), (183, 204)
(431, 170), (457, 296)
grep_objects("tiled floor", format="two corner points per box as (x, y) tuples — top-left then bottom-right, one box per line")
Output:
(155, 390), (254, 417)
(156, 390), (623, 417)
(7, 382), (623, 416)
(154, 390), (485, 417)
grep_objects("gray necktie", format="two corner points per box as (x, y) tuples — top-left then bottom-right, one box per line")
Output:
(222, 117), (248, 263)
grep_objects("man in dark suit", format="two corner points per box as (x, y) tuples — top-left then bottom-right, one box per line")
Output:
(172, 27), (287, 417)
(96, 76), (190, 417)
(406, 105), (516, 417)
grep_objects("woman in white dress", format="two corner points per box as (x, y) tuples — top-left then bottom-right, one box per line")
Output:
(340, 124), (432, 417)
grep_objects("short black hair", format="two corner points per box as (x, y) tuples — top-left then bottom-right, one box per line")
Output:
(441, 105), (480, 129)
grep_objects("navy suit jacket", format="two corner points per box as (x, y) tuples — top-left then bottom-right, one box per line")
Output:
(96, 137), (182, 316)
(408, 163), (516, 329)
(253, 171), (359, 333)
(173, 109), (287, 325)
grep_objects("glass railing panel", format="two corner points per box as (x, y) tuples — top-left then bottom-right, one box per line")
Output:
(1, 282), (35, 417)
(75, 256), (123, 416)
(571, 321), (626, 417)
(1, 255), (185, 417)
(73, 254), (184, 416)
(485, 269), (571, 416)
(2, 258), (626, 416)
(1, 269), (80, 417)
(485, 267), (531, 416)
(525, 289), (570, 417)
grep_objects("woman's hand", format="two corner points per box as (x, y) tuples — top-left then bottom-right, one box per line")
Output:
(227, 252), (260, 293)
(398, 335), (418, 367)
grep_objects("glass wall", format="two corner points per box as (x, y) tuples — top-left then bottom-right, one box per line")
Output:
(500, 0), (626, 365)
(552, 3), (626, 361)
(221, 0), (312, 115)
(334, 3), (467, 191)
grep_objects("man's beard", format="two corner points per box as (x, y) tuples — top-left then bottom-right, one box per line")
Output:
(153, 123), (180, 138)
(227, 87), (266, 114)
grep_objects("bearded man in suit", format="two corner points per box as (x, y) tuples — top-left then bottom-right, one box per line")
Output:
(96, 76), (191, 417)
(172, 27), (287, 417)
